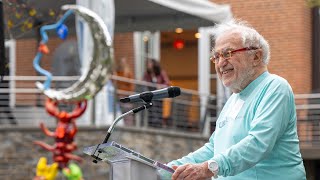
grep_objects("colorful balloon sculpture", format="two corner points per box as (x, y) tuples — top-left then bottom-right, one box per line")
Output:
(34, 157), (59, 180)
(62, 163), (84, 180)
(32, 4), (114, 179)
(34, 98), (87, 169)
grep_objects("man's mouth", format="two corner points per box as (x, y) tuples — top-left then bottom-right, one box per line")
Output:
(221, 69), (234, 75)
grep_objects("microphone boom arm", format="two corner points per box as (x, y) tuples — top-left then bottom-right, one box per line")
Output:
(92, 102), (153, 163)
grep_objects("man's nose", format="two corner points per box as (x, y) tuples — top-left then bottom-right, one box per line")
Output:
(217, 57), (228, 67)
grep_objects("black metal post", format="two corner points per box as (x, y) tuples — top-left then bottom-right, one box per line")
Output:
(0, 0), (5, 81)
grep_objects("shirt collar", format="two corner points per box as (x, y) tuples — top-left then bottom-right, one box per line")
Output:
(238, 71), (269, 99)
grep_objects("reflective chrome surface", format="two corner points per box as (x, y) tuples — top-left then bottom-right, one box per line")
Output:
(44, 5), (113, 101)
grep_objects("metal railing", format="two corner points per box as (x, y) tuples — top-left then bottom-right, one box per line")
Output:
(112, 75), (216, 132)
(0, 75), (216, 134)
(295, 93), (320, 147)
(0, 75), (320, 148)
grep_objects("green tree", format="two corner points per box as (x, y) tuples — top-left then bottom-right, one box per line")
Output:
(307, 0), (320, 7)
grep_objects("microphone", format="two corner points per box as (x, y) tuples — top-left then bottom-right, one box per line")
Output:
(120, 86), (181, 103)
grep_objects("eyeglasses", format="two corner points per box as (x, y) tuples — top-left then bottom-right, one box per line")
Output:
(210, 47), (259, 64)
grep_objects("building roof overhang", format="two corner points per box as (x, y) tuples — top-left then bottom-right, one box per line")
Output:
(4, 0), (232, 38)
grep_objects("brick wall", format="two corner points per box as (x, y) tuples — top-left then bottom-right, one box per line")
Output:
(113, 32), (135, 75)
(14, 37), (76, 105)
(212, 0), (312, 93)
(14, 33), (135, 76)
(16, 37), (68, 76)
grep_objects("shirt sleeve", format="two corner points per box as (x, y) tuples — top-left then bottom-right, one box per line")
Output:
(167, 132), (215, 167)
(213, 82), (294, 176)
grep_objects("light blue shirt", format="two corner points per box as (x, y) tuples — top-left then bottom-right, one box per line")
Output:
(168, 72), (306, 180)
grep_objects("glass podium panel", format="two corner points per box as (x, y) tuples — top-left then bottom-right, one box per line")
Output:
(83, 141), (174, 174)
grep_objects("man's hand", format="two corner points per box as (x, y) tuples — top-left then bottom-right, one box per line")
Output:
(171, 162), (214, 180)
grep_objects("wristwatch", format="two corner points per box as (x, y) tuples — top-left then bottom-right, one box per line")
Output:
(207, 160), (219, 179)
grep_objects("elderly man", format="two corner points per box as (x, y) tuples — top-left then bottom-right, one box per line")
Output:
(168, 21), (306, 180)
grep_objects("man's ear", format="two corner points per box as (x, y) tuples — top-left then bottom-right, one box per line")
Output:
(253, 49), (263, 66)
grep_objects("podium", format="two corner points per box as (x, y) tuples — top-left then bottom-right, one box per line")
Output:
(83, 141), (174, 180)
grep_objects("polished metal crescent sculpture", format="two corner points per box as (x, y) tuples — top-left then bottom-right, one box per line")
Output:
(42, 5), (113, 101)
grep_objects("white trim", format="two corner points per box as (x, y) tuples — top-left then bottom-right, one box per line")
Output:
(5, 40), (16, 108)
(134, 32), (144, 80)
(133, 31), (160, 80)
(198, 27), (212, 122)
(149, 0), (232, 23)
(153, 31), (160, 61)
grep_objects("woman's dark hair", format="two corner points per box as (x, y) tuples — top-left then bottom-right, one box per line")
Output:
(152, 59), (161, 76)
(146, 58), (161, 75)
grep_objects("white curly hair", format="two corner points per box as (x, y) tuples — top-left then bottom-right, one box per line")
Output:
(212, 20), (271, 64)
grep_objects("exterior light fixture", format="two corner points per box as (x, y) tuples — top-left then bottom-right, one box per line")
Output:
(175, 28), (183, 34)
